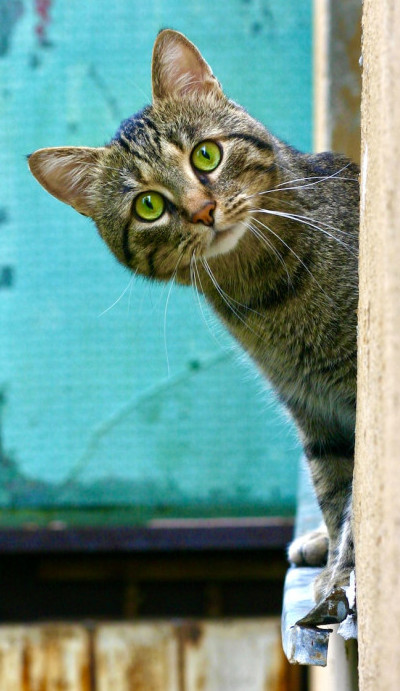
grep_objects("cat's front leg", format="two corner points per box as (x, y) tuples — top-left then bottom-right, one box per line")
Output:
(288, 515), (354, 603)
(293, 494), (355, 628)
(305, 452), (354, 603)
(313, 494), (354, 602)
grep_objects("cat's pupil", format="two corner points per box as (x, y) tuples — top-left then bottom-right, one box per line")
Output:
(144, 197), (153, 209)
(201, 147), (210, 160)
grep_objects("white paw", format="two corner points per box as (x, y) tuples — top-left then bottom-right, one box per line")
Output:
(288, 525), (329, 566)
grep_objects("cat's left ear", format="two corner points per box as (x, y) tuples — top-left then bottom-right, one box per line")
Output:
(28, 146), (106, 217)
(152, 29), (223, 101)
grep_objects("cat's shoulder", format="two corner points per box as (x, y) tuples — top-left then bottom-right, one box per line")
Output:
(303, 150), (360, 178)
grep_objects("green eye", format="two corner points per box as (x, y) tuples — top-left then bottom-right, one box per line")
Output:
(191, 141), (222, 172)
(135, 191), (165, 221)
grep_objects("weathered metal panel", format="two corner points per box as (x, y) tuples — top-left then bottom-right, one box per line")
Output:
(0, 625), (90, 690)
(0, 627), (25, 691)
(0, 0), (311, 524)
(179, 619), (292, 691)
(0, 620), (298, 690)
(94, 623), (179, 691)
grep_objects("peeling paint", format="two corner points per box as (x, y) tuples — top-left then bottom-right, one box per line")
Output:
(0, 0), (24, 57)
(0, 266), (14, 288)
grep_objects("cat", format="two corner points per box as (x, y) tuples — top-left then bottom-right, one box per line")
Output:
(28, 29), (359, 607)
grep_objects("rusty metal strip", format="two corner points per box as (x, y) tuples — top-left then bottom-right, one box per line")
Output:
(281, 566), (331, 666)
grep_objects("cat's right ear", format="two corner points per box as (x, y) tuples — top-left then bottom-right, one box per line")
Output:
(152, 29), (223, 101)
(28, 146), (106, 217)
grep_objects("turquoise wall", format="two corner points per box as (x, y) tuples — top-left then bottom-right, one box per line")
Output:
(0, 0), (311, 525)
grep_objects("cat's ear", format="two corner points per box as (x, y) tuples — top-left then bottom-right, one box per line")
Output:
(152, 29), (223, 101)
(28, 146), (106, 217)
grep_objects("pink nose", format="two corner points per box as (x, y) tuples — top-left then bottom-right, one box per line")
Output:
(190, 201), (216, 227)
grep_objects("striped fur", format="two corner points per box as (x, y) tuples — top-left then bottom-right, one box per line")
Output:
(28, 30), (360, 603)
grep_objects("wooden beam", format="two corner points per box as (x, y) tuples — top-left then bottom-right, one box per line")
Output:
(0, 519), (293, 553)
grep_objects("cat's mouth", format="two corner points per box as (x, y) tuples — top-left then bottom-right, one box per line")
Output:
(205, 222), (247, 258)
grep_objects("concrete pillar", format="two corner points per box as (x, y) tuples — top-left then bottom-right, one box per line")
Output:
(355, 0), (400, 688)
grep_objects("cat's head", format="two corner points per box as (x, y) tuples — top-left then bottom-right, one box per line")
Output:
(29, 29), (276, 281)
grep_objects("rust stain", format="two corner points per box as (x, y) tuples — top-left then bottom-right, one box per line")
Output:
(3, 620), (292, 690)
(195, 672), (206, 691)
(86, 624), (96, 691)
(126, 655), (152, 691)
(21, 625), (91, 691)
(126, 646), (169, 691)
(179, 621), (204, 647)
(80, 660), (91, 691)
(22, 637), (47, 691)
(95, 625), (178, 691)
(22, 644), (30, 691)
(266, 637), (302, 691)
(176, 624), (185, 691)
(176, 620), (204, 690)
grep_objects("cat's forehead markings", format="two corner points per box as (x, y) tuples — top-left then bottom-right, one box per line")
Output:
(121, 174), (151, 193)
(121, 179), (141, 194)
(161, 140), (187, 160)
(164, 131), (185, 151)
(118, 163), (145, 190)
(120, 171), (174, 204)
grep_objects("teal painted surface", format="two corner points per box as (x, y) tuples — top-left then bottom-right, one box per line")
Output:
(0, 0), (311, 525)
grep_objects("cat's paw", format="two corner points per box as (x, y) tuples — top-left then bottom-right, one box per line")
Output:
(288, 525), (329, 567)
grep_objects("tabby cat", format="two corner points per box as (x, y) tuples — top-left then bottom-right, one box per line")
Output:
(28, 30), (359, 606)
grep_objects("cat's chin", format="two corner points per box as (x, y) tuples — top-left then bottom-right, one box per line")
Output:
(204, 222), (247, 259)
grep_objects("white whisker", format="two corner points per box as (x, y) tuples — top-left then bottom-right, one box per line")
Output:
(250, 215), (333, 302)
(248, 199), (356, 237)
(281, 212), (356, 237)
(246, 163), (357, 198)
(201, 257), (264, 340)
(203, 256), (265, 319)
(190, 252), (227, 350)
(245, 221), (293, 290)
(128, 271), (136, 315)
(98, 275), (134, 317)
(163, 252), (185, 376)
(250, 207), (356, 255)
